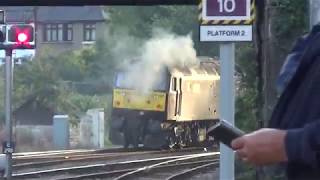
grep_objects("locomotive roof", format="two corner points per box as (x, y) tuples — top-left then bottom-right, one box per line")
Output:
(117, 56), (220, 78)
(169, 56), (220, 77)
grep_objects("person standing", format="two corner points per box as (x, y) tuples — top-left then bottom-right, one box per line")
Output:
(231, 24), (320, 179)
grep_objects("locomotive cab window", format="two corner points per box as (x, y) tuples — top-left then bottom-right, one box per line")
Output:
(171, 77), (177, 91)
(115, 71), (168, 91)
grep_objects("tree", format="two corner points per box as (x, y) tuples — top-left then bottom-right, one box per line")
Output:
(13, 45), (115, 125)
(107, 6), (219, 56)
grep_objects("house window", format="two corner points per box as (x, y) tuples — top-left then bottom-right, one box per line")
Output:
(65, 24), (73, 41)
(44, 24), (73, 42)
(83, 23), (96, 41)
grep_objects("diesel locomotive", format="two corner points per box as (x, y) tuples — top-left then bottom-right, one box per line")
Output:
(109, 57), (220, 148)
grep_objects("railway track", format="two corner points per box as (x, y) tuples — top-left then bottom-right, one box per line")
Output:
(12, 148), (219, 180)
(166, 161), (218, 180)
(13, 147), (209, 163)
(13, 147), (209, 173)
(114, 152), (219, 180)
(13, 147), (140, 164)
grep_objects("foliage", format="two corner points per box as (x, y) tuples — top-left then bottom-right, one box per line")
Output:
(272, 0), (308, 53)
(235, 43), (257, 133)
(14, 50), (61, 109)
(236, 160), (256, 180)
(56, 92), (112, 125)
(107, 6), (219, 56)
(12, 43), (116, 126)
(234, 43), (257, 180)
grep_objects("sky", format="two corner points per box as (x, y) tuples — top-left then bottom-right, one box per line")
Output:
(0, 49), (35, 59)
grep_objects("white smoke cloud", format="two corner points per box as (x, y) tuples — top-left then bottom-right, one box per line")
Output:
(115, 28), (199, 93)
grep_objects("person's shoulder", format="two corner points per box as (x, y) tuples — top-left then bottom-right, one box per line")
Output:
(291, 25), (320, 52)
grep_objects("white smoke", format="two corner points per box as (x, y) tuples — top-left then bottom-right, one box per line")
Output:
(119, 29), (198, 93)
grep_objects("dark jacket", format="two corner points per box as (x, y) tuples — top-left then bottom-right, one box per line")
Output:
(269, 26), (320, 179)
(276, 25), (320, 94)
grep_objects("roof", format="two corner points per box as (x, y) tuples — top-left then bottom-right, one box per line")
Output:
(0, 6), (107, 23)
(37, 6), (107, 22)
(1, 7), (34, 22)
(170, 57), (220, 77)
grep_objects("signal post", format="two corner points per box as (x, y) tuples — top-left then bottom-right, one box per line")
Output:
(4, 47), (12, 179)
(0, 10), (35, 179)
(199, 0), (255, 180)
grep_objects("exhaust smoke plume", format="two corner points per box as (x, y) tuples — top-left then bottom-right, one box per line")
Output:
(118, 29), (198, 93)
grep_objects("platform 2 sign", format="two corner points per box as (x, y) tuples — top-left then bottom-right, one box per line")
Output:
(199, 0), (253, 42)
(200, 25), (252, 42)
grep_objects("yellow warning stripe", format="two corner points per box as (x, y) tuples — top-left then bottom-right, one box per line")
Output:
(198, 0), (203, 21)
(198, 0), (202, 11)
(198, 15), (202, 22)
(233, 20), (242, 25)
(251, 0), (255, 11)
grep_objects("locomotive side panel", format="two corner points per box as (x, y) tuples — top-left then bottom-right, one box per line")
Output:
(177, 78), (219, 122)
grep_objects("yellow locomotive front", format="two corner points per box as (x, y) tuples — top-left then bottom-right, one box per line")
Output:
(112, 89), (166, 112)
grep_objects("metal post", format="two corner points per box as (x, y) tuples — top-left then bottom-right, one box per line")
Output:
(4, 49), (13, 179)
(219, 43), (235, 180)
(309, 0), (320, 28)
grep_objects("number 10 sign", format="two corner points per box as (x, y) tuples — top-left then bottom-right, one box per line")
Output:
(202, 0), (251, 21)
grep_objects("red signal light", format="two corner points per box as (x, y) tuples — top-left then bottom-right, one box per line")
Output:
(17, 32), (28, 43)
(8, 25), (34, 43)
(14, 28), (32, 44)
(7, 24), (35, 49)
